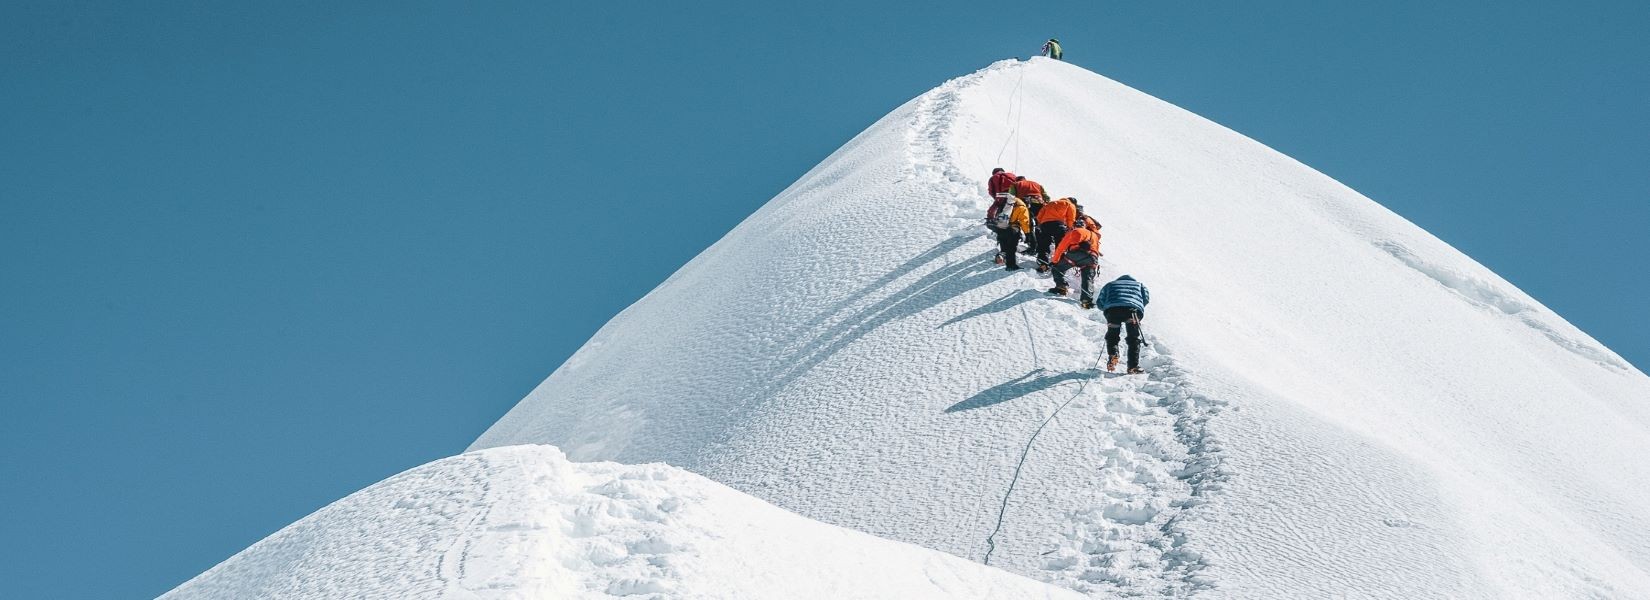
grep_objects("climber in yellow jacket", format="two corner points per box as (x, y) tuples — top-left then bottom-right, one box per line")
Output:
(986, 195), (1032, 270)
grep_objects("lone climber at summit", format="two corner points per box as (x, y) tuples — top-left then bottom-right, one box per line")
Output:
(1042, 38), (1062, 60)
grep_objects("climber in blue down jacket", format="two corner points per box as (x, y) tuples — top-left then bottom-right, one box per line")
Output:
(1097, 275), (1150, 374)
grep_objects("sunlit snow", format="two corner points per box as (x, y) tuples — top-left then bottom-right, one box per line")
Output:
(170, 58), (1650, 599)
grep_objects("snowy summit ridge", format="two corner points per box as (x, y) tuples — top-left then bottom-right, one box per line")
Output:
(172, 59), (1650, 598)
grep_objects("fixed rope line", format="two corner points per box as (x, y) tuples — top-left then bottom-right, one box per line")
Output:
(994, 62), (1029, 165)
(982, 352), (1104, 566)
(1003, 108), (1016, 171)
(1012, 70), (1024, 171)
(1018, 304), (1042, 367)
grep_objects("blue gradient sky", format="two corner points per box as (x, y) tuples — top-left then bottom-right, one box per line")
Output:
(3, 2), (1646, 597)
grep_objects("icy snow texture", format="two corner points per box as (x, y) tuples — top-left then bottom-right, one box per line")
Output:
(473, 59), (1650, 597)
(161, 445), (1083, 599)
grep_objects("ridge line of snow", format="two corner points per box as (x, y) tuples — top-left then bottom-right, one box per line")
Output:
(1374, 239), (1629, 370)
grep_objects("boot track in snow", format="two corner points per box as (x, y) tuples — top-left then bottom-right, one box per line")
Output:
(909, 59), (1231, 597)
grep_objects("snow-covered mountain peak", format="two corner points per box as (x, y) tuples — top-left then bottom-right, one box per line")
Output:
(167, 58), (1650, 599)
(471, 58), (1650, 597)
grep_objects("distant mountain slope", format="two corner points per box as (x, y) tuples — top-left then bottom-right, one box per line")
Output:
(471, 58), (1650, 597)
(161, 445), (1083, 599)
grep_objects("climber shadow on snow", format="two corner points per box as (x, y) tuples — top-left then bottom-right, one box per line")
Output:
(938, 288), (1043, 328)
(835, 235), (976, 314)
(944, 368), (1092, 413)
(807, 250), (1008, 352)
(771, 235), (978, 354)
(760, 249), (1012, 399)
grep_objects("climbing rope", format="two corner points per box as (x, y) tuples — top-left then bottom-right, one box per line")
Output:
(981, 369), (1098, 565)
(982, 352), (1103, 566)
(994, 62), (1029, 168)
(1018, 304), (1042, 368)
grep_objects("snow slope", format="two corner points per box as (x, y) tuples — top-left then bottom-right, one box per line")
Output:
(161, 444), (1083, 599)
(473, 58), (1650, 597)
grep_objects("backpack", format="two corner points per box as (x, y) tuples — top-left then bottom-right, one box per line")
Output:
(989, 172), (1017, 196)
(990, 195), (1016, 230)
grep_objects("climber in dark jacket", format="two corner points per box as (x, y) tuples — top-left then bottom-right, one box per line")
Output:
(1098, 275), (1150, 374)
(1042, 38), (1063, 60)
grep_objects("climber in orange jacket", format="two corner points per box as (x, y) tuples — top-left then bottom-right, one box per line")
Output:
(1046, 226), (1103, 308)
(1033, 197), (1076, 271)
(1012, 176), (1047, 203)
(1074, 203), (1102, 254)
(1078, 213), (1101, 235)
(1013, 176), (1049, 253)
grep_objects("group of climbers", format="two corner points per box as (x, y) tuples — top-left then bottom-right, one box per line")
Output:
(983, 169), (1101, 279)
(982, 166), (1150, 375)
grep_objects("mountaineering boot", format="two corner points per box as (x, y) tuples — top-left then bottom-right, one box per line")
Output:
(1106, 354), (1120, 372)
(1046, 285), (1069, 296)
(1036, 263), (1050, 274)
(994, 251), (1005, 265)
(1127, 367), (1146, 375)
(1080, 299), (1095, 310)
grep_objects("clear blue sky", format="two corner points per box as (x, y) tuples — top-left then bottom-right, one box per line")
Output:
(2, 2), (1645, 597)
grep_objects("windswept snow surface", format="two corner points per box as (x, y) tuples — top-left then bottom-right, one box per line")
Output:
(474, 59), (1650, 597)
(162, 445), (1083, 599)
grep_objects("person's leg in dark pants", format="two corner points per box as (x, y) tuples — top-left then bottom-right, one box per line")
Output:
(1050, 258), (1070, 291)
(1125, 312), (1144, 371)
(1103, 306), (1139, 370)
(1103, 307), (1126, 355)
(1078, 265), (1096, 306)
(996, 229), (1022, 269)
(1036, 222), (1066, 269)
(1024, 203), (1042, 252)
